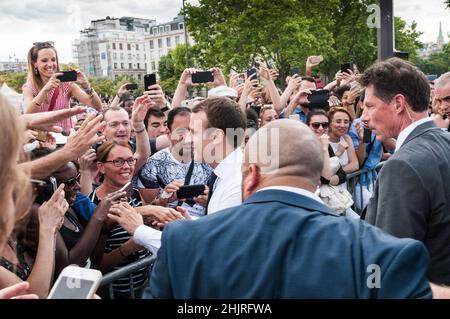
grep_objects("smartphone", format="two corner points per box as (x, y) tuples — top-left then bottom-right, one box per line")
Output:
(308, 89), (330, 111)
(144, 73), (157, 90)
(363, 128), (373, 144)
(236, 78), (244, 85)
(47, 265), (102, 299)
(57, 70), (77, 82)
(246, 68), (257, 79)
(290, 67), (300, 76)
(126, 83), (138, 91)
(49, 177), (58, 193)
(340, 62), (354, 74)
(191, 71), (214, 84)
(176, 184), (206, 199)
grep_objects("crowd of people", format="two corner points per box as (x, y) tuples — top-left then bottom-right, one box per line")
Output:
(0, 40), (450, 299)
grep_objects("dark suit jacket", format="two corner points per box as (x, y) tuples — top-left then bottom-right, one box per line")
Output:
(365, 121), (450, 285)
(145, 189), (431, 298)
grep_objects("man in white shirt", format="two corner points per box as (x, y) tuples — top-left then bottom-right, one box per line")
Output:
(187, 97), (247, 214)
(361, 58), (450, 285)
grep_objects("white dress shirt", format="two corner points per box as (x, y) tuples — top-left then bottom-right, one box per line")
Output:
(133, 225), (161, 255)
(395, 117), (433, 152)
(207, 147), (243, 214)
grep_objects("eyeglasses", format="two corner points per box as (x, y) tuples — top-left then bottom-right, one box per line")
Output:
(107, 121), (130, 129)
(104, 157), (137, 167)
(33, 41), (55, 49)
(311, 122), (329, 129)
(60, 173), (80, 187)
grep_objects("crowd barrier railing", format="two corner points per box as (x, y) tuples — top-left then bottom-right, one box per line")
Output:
(99, 255), (156, 299)
(346, 161), (385, 215)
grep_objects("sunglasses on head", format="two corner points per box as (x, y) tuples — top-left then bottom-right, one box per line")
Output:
(61, 173), (81, 187)
(311, 122), (329, 129)
(33, 41), (54, 49)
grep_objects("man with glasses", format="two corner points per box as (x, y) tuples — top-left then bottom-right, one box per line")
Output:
(138, 107), (212, 218)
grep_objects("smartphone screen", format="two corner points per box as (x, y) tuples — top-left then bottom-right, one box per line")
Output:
(340, 63), (353, 74)
(308, 90), (330, 111)
(48, 276), (97, 299)
(246, 68), (257, 80)
(144, 74), (157, 90)
(126, 83), (138, 91)
(363, 128), (373, 144)
(57, 70), (77, 82)
(191, 71), (214, 84)
(176, 184), (206, 199)
(49, 177), (58, 193)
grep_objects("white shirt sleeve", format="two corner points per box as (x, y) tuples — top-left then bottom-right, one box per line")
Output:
(133, 225), (162, 255)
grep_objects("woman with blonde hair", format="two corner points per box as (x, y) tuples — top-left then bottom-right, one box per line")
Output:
(22, 42), (102, 133)
(0, 94), (68, 299)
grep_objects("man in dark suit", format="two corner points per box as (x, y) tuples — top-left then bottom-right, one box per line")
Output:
(144, 119), (432, 299)
(361, 58), (450, 285)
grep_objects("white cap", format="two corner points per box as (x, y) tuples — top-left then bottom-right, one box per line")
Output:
(208, 85), (238, 98)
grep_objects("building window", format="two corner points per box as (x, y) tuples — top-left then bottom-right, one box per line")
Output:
(175, 36), (180, 45)
(120, 53), (124, 60)
(137, 63), (140, 69)
(151, 61), (156, 70)
(144, 53), (147, 60)
(179, 23), (184, 30)
(114, 62), (117, 69)
(149, 40), (154, 49)
(158, 39), (163, 48)
(159, 26), (164, 33)
(153, 27), (158, 34)
(121, 63), (124, 69)
(166, 37), (171, 47)
(113, 52), (117, 59)
(165, 25), (171, 32)
(127, 43), (131, 50)
(128, 53), (132, 59)
(136, 44), (139, 51)
(129, 63), (132, 69)
(115, 75), (119, 80)
(119, 43), (123, 50)
(137, 74), (142, 80)
(112, 43), (116, 50)
(136, 53), (140, 60)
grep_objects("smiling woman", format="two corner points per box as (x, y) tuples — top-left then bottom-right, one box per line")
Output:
(22, 42), (102, 133)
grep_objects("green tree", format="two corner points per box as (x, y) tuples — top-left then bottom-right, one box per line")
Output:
(394, 17), (424, 59)
(0, 72), (27, 92)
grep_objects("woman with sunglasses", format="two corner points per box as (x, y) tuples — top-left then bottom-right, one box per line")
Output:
(306, 109), (347, 187)
(22, 42), (102, 133)
(90, 140), (150, 299)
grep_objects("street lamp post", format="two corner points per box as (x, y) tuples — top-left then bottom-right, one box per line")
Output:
(377, 0), (394, 61)
(182, 0), (192, 98)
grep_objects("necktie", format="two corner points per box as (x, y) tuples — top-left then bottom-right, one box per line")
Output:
(205, 172), (218, 215)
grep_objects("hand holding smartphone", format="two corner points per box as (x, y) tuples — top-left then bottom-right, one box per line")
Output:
(47, 265), (102, 299)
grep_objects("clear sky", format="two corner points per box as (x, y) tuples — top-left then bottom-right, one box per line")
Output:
(0, 0), (448, 63)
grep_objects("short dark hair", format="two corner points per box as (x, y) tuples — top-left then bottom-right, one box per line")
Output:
(167, 107), (191, 131)
(144, 107), (165, 129)
(334, 85), (351, 101)
(359, 57), (430, 112)
(192, 97), (246, 148)
(306, 109), (329, 125)
(301, 76), (316, 85)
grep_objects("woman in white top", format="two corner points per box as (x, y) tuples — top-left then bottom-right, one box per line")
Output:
(327, 107), (359, 173)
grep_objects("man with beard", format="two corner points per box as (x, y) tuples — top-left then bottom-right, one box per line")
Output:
(138, 107), (213, 217)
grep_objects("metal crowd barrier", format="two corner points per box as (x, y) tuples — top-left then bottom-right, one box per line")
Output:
(99, 255), (156, 299)
(346, 161), (385, 215)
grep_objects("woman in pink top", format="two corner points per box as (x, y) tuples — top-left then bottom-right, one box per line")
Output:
(23, 42), (102, 133)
